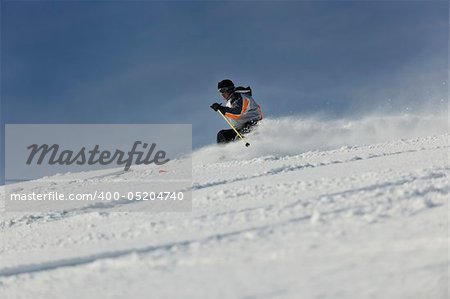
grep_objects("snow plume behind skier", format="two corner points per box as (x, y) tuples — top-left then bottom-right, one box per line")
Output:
(210, 79), (263, 144)
(194, 113), (447, 164)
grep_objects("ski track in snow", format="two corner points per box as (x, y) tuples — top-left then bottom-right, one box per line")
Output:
(0, 121), (448, 299)
(2, 142), (447, 229)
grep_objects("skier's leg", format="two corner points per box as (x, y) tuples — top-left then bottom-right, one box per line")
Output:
(239, 121), (258, 135)
(217, 129), (237, 144)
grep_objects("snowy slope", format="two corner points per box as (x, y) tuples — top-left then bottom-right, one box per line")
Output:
(0, 116), (448, 299)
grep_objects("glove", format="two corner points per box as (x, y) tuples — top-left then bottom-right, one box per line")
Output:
(210, 103), (221, 112)
(217, 105), (226, 113)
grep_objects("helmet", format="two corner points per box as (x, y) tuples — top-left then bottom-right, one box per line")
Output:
(218, 79), (235, 93)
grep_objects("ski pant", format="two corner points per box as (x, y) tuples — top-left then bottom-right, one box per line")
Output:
(217, 121), (258, 144)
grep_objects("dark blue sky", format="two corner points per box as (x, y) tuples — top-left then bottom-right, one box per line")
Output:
(1, 0), (448, 184)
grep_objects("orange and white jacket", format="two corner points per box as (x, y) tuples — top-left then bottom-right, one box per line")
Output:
(222, 87), (263, 129)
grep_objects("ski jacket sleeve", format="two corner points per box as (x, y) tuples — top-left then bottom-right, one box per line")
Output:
(222, 97), (243, 115)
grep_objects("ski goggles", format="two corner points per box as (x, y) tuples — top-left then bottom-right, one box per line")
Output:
(218, 87), (233, 93)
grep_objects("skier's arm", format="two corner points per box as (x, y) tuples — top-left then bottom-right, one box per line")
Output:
(221, 98), (243, 115)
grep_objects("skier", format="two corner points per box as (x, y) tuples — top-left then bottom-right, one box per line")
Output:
(210, 79), (263, 144)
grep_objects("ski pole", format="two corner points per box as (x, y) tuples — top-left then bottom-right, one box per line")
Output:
(217, 110), (250, 147)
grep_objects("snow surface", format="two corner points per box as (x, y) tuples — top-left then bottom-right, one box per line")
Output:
(0, 115), (448, 299)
